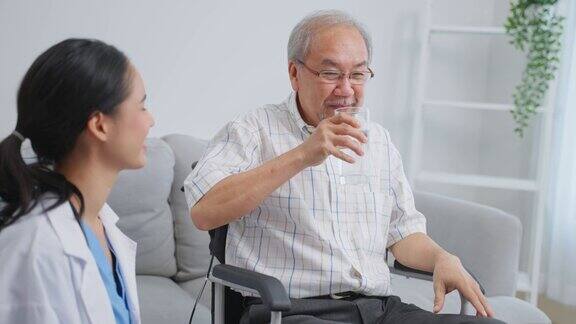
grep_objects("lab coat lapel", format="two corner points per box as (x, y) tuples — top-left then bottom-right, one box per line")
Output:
(45, 200), (115, 324)
(100, 204), (141, 324)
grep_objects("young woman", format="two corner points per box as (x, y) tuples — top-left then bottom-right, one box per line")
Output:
(0, 38), (154, 324)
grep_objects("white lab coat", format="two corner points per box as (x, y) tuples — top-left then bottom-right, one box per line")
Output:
(0, 197), (141, 324)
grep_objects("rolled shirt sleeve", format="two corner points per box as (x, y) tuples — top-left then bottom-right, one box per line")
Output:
(385, 131), (427, 248)
(183, 119), (261, 210)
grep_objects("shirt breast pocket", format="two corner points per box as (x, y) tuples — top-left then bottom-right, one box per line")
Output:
(335, 186), (393, 256)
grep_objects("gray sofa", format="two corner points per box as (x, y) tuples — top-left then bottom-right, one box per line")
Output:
(108, 134), (550, 324)
(109, 135), (212, 324)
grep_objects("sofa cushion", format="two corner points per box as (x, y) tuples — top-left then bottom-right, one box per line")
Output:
(162, 134), (212, 281)
(179, 276), (213, 308)
(109, 138), (177, 277)
(137, 275), (210, 324)
(390, 274), (551, 324)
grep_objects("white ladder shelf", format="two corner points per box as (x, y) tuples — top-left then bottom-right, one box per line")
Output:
(408, 0), (555, 306)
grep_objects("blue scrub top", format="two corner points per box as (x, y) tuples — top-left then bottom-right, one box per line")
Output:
(81, 221), (131, 324)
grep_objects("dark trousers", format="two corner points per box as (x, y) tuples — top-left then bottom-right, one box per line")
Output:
(239, 294), (506, 324)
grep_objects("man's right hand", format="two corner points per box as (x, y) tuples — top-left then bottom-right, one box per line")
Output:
(191, 111), (367, 231)
(298, 112), (368, 167)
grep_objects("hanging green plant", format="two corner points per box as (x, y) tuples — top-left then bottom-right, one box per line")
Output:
(504, 0), (564, 137)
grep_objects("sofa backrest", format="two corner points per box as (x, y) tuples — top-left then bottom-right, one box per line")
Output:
(109, 138), (178, 277)
(162, 134), (212, 282)
(414, 191), (522, 297)
(110, 134), (212, 282)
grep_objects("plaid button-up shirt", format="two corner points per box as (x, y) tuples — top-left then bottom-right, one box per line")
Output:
(184, 93), (426, 298)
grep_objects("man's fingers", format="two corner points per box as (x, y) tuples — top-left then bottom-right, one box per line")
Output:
(433, 281), (446, 313)
(331, 147), (355, 163)
(333, 135), (364, 157)
(473, 283), (494, 317)
(461, 285), (487, 317)
(332, 123), (368, 143)
(485, 299), (495, 318)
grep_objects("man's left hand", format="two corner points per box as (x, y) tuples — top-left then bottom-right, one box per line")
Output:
(432, 253), (495, 317)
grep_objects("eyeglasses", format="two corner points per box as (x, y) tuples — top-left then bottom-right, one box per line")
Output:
(297, 60), (374, 85)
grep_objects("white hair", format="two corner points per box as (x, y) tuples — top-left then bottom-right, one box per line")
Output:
(287, 10), (373, 64)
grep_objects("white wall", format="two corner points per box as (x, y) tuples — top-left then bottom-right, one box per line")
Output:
(0, 0), (521, 224)
(2, 1), (535, 228)
(0, 2), (531, 200)
(0, 0), (429, 154)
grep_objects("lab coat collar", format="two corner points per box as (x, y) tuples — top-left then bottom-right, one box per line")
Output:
(44, 199), (140, 324)
(43, 199), (90, 262)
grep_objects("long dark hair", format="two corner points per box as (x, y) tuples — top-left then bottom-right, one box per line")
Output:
(0, 38), (132, 230)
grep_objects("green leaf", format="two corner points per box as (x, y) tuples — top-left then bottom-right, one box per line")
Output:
(505, 0), (564, 137)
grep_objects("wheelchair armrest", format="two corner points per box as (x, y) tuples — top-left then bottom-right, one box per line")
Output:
(210, 264), (291, 312)
(391, 260), (486, 315)
(391, 260), (486, 294)
(391, 260), (435, 281)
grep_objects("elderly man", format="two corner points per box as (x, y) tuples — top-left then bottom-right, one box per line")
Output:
(185, 10), (503, 324)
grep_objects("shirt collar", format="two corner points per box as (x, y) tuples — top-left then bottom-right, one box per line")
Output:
(287, 92), (316, 135)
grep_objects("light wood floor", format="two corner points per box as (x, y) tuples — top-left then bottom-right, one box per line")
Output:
(537, 294), (576, 324)
(516, 293), (576, 324)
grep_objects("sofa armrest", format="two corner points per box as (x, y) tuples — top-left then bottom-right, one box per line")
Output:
(210, 264), (291, 312)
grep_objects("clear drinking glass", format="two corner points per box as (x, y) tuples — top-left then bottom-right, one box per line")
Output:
(334, 107), (372, 186)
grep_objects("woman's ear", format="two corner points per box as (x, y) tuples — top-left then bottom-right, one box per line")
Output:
(86, 111), (111, 142)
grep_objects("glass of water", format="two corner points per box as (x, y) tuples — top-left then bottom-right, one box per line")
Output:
(334, 107), (372, 186)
